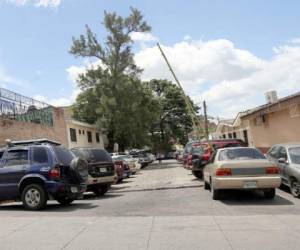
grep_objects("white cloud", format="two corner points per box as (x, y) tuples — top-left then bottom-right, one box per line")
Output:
(0, 66), (25, 87)
(65, 38), (300, 118)
(130, 32), (158, 43)
(34, 87), (80, 107)
(134, 38), (300, 117)
(5, 0), (61, 7)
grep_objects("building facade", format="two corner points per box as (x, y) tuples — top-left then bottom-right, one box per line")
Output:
(212, 91), (300, 153)
(0, 88), (106, 149)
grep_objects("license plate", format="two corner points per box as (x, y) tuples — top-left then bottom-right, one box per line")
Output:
(244, 181), (257, 189)
(100, 168), (107, 173)
(71, 186), (78, 193)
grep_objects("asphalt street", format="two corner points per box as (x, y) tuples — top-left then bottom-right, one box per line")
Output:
(1, 160), (300, 249)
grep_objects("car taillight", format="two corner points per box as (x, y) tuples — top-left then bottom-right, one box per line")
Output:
(216, 168), (232, 176)
(202, 154), (210, 161)
(266, 166), (279, 174)
(49, 166), (61, 180)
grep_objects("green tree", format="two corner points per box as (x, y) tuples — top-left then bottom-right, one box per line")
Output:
(147, 79), (198, 152)
(70, 8), (155, 151)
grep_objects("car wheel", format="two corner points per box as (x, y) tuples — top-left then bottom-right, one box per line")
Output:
(93, 185), (110, 196)
(290, 179), (300, 198)
(264, 188), (276, 199)
(56, 197), (74, 205)
(69, 158), (89, 184)
(204, 181), (210, 190)
(22, 184), (47, 210)
(192, 170), (203, 179)
(211, 182), (220, 200)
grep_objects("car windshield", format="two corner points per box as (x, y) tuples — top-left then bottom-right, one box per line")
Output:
(219, 148), (265, 161)
(53, 146), (75, 166)
(191, 146), (203, 154)
(289, 147), (300, 164)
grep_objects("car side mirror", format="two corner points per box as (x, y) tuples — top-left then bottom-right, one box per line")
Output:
(278, 158), (288, 164)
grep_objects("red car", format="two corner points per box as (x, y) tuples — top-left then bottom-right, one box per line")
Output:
(190, 139), (247, 178)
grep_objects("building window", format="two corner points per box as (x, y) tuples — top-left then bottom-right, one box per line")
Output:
(82, 130), (85, 135)
(87, 131), (92, 143)
(228, 133), (232, 138)
(79, 130), (81, 135)
(233, 132), (237, 138)
(223, 134), (226, 139)
(96, 132), (100, 143)
(70, 128), (77, 142)
(243, 130), (248, 145)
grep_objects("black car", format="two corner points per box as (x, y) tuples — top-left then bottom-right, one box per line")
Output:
(71, 147), (116, 196)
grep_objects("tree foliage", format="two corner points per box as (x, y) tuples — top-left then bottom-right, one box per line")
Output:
(70, 8), (156, 151)
(146, 79), (198, 152)
(70, 8), (196, 152)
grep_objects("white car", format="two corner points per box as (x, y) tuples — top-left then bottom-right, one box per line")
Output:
(203, 147), (281, 200)
(114, 154), (141, 174)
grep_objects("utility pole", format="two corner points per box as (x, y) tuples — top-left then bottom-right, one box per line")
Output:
(203, 101), (209, 142)
(157, 43), (204, 140)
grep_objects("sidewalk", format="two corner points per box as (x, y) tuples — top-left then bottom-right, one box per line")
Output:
(1, 215), (300, 250)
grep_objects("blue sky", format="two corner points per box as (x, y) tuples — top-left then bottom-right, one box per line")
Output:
(1, 0), (300, 117)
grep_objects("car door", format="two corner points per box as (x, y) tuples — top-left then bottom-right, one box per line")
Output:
(277, 146), (289, 183)
(0, 149), (29, 199)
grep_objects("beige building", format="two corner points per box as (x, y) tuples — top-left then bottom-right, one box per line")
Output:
(0, 88), (106, 149)
(213, 91), (300, 153)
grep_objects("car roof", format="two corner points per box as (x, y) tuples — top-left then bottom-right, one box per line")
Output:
(217, 146), (257, 152)
(273, 143), (300, 148)
(71, 147), (106, 151)
(10, 139), (61, 146)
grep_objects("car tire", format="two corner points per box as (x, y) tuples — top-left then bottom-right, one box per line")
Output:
(211, 182), (220, 200)
(204, 181), (210, 190)
(56, 197), (74, 205)
(21, 184), (47, 210)
(290, 179), (300, 198)
(69, 158), (89, 184)
(93, 185), (110, 196)
(192, 170), (203, 179)
(264, 188), (276, 199)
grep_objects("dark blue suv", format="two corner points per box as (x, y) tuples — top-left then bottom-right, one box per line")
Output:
(0, 139), (88, 210)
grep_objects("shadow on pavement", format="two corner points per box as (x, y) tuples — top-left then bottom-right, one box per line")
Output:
(220, 190), (294, 206)
(111, 184), (203, 193)
(143, 164), (179, 171)
(83, 193), (123, 200)
(0, 202), (98, 212)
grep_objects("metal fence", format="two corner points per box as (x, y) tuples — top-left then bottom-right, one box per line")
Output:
(0, 87), (53, 126)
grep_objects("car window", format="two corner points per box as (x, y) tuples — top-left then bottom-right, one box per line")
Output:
(289, 147), (300, 164)
(32, 147), (49, 164)
(278, 146), (287, 160)
(4, 150), (29, 167)
(53, 146), (75, 166)
(191, 146), (203, 154)
(268, 146), (280, 158)
(0, 151), (4, 160)
(90, 149), (112, 162)
(219, 148), (265, 161)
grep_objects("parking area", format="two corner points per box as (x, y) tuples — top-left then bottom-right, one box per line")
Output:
(1, 160), (300, 249)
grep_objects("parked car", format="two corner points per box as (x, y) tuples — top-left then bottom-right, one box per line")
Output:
(191, 139), (247, 179)
(0, 148), (4, 159)
(117, 154), (140, 174)
(183, 141), (199, 168)
(266, 143), (300, 197)
(0, 139), (88, 210)
(203, 147), (281, 200)
(113, 159), (126, 182)
(71, 147), (116, 196)
(139, 153), (152, 168)
(112, 155), (131, 178)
